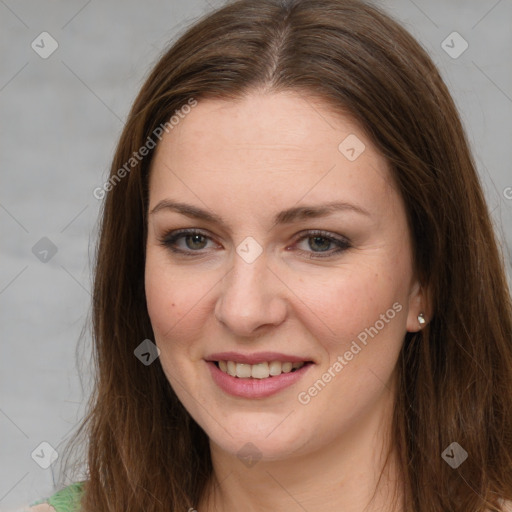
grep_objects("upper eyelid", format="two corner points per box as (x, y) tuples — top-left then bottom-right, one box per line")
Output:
(161, 228), (218, 243)
(160, 228), (350, 248)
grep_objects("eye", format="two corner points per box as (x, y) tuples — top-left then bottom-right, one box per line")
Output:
(159, 228), (351, 259)
(292, 230), (351, 259)
(159, 229), (219, 255)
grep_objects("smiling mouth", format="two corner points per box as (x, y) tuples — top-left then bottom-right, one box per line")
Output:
(213, 360), (313, 379)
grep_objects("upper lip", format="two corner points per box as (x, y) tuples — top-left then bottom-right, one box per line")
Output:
(205, 351), (314, 365)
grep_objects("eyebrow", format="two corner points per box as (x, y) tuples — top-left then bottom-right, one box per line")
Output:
(150, 199), (371, 228)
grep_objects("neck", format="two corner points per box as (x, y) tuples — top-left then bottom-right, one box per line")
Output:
(198, 384), (403, 512)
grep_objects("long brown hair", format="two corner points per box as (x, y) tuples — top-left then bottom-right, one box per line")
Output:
(63, 0), (512, 510)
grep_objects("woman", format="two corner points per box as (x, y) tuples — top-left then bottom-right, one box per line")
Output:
(27, 0), (512, 510)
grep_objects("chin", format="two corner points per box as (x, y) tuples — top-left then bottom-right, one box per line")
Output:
(202, 412), (312, 462)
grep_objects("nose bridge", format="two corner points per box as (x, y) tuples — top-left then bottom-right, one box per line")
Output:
(215, 250), (286, 335)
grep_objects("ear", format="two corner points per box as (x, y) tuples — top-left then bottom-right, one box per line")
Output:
(406, 278), (432, 333)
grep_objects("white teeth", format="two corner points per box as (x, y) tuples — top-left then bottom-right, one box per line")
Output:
(251, 362), (269, 379)
(217, 360), (306, 378)
(227, 360), (237, 377)
(236, 363), (252, 378)
(281, 362), (293, 373)
(269, 361), (282, 376)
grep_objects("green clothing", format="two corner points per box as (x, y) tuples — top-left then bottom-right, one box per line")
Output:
(30, 482), (84, 512)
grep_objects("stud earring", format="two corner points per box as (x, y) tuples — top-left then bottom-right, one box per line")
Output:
(417, 313), (426, 327)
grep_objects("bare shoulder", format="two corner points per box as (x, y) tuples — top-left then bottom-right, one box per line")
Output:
(24, 504), (56, 512)
(497, 499), (512, 512)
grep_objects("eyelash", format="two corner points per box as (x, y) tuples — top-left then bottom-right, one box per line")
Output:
(158, 228), (351, 259)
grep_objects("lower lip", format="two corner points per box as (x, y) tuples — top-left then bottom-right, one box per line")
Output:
(206, 361), (313, 399)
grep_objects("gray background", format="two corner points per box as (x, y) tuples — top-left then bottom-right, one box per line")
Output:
(1, 0), (511, 509)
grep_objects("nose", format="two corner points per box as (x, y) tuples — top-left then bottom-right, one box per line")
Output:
(214, 252), (288, 337)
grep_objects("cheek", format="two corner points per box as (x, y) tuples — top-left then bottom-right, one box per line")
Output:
(300, 265), (401, 337)
(144, 255), (207, 346)
(293, 268), (409, 391)
(296, 271), (406, 408)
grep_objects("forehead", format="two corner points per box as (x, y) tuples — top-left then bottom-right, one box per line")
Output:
(148, 91), (397, 221)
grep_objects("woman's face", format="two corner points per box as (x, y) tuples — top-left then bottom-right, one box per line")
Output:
(145, 91), (424, 462)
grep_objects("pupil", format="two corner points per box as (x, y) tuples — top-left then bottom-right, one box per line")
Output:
(310, 236), (330, 252)
(187, 234), (206, 250)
